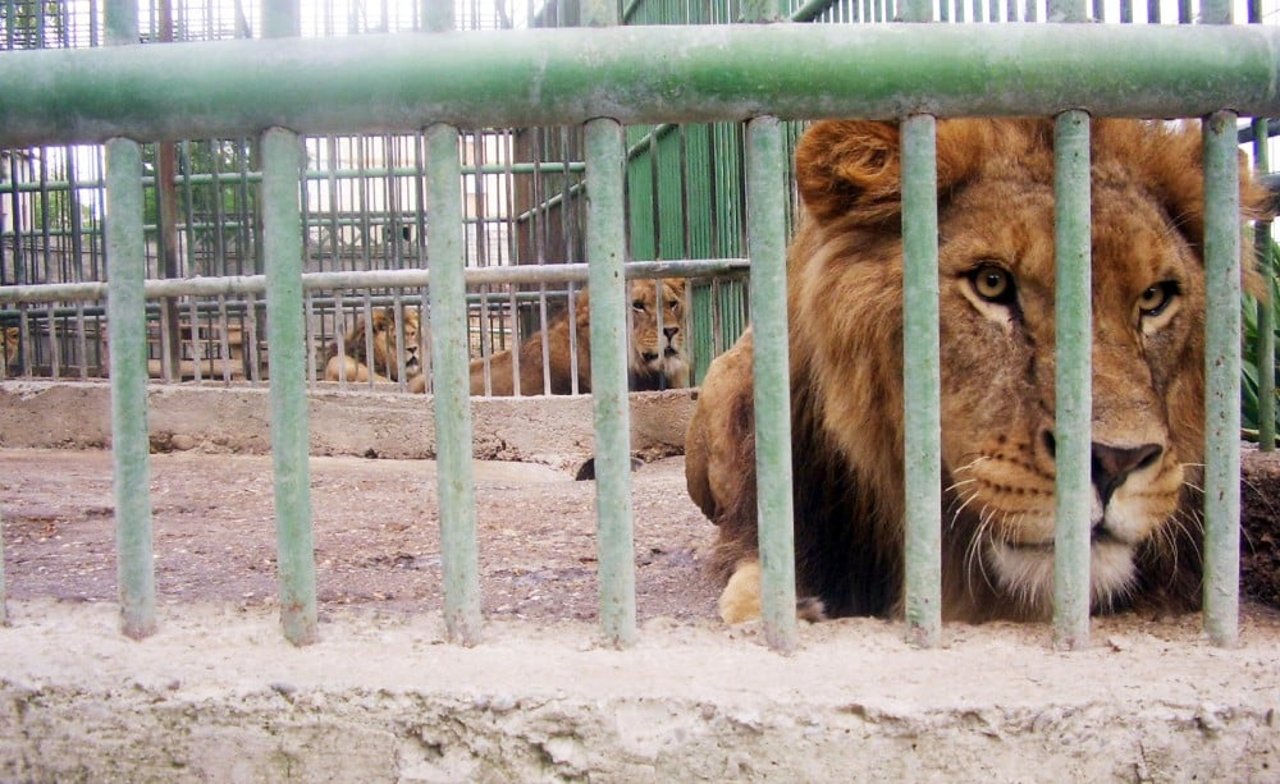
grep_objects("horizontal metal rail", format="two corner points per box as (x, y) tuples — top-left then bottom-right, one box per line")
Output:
(0, 260), (749, 304)
(2, 24), (1279, 145)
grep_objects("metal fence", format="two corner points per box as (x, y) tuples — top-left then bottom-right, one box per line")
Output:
(0, 0), (1276, 651)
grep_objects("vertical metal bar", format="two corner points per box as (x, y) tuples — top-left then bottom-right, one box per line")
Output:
(585, 118), (637, 647)
(1254, 120), (1275, 453)
(104, 0), (155, 641)
(261, 127), (318, 646)
(744, 116), (797, 654)
(1202, 111), (1241, 647)
(1052, 110), (1092, 650)
(106, 137), (156, 640)
(1201, 0), (1231, 23)
(900, 115), (942, 648)
(426, 122), (482, 645)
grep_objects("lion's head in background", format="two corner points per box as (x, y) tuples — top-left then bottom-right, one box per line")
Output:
(324, 306), (421, 384)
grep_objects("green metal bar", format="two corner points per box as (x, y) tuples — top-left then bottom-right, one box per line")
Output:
(746, 116), (797, 654)
(1052, 110), (1092, 650)
(426, 123), (481, 646)
(262, 0), (300, 37)
(1255, 118), (1275, 453)
(261, 127), (318, 646)
(901, 115), (941, 648)
(585, 118), (637, 648)
(104, 0), (136, 45)
(105, 137), (156, 641)
(1202, 0), (1232, 24)
(1203, 111), (1241, 647)
(5, 25), (1280, 146)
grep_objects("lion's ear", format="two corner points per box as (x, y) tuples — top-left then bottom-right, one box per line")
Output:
(795, 119), (990, 227)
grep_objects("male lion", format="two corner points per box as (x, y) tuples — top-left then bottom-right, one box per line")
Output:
(469, 278), (689, 396)
(685, 118), (1264, 625)
(323, 306), (422, 385)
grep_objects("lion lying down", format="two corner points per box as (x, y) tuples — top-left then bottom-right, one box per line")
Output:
(323, 306), (422, 387)
(686, 118), (1264, 625)
(469, 278), (690, 396)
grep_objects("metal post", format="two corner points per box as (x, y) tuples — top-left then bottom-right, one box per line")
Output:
(104, 0), (155, 642)
(584, 118), (637, 647)
(745, 116), (797, 653)
(1052, 110), (1092, 650)
(426, 122), (482, 646)
(1202, 112), (1241, 647)
(1253, 118), (1275, 452)
(261, 127), (317, 646)
(900, 115), (942, 648)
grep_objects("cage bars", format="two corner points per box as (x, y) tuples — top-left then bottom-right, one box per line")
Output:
(1203, 111), (1242, 647)
(745, 116), (797, 653)
(1051, 110), (1092, 650)
(6, 25), (1280, 147)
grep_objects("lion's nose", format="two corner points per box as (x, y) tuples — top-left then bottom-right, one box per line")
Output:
(1091, 442), (1162, 507)
(663, 325), (679, 340)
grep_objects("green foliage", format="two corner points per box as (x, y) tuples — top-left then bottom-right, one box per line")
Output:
(1242, 235), (1280, 441)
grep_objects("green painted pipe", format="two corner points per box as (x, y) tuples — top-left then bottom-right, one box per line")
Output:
(585, 118), (637, 648)
(426, 122), (482, 646)
(1253, 118), (1274, 453)
(262, 126), (318, 646)
(1051, 110), (1092, 651)
(2, 24), (1279, 146)
(105, 137), (156, 641)
(901, 114), (941, 649)
(1203, 111), (1242, 648)
(746, 116), (797, 654)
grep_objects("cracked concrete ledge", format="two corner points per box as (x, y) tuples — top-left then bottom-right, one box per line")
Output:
(0, 599), (1277, 782)
(0, 381), (696, 473)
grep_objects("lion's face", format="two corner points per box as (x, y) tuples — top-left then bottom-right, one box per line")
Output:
(789, 118), (1262, 618)
(933, 156), (1204, 611)
(628, 278), (688, 380)
(366, 307), (422, 381)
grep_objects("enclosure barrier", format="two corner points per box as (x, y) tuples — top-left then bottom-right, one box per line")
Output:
(0, 13), (1275, 651)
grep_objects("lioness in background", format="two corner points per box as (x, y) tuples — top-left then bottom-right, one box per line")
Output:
(469, 278), (689, 396)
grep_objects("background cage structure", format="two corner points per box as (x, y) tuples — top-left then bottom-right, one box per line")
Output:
(1, 0), (1278, 651)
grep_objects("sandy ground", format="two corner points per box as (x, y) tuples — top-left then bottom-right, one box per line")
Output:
(2, 447), (1280, 780)
(0, 448), (717, 623)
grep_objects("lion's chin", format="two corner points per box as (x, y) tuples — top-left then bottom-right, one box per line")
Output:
(986, 539), (1137, 617)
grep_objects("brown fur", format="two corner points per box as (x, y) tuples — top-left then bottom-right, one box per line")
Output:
(1, 327), (19, 376)
(469, 279), (690, 396)
(686, 118), (1266, 624)
(323, 306), (422, 384)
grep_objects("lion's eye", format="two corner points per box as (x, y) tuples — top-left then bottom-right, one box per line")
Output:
(1137, 281), (1178, 319)
(632, 299), (646, 312)
(968, 264), (1016, 305)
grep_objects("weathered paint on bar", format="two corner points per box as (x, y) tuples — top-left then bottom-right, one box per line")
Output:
(105, 137), (156, 641)
(3, 25), (1280, 146)
(1202, 112), (1242, 647)
(585, 118), (637, 648)
(1052, 110), (1093, 651)
(1253, 118), (1275, 452)
(746, 116), (797, 654)
(426, 123), (482, 646)
(901, 115), (942, 649)
(261, 127), (318, 647)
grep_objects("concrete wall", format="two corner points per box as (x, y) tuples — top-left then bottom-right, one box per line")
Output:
(0, 381), (696, 473)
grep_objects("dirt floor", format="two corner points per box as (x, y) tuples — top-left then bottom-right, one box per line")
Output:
(0, 448), (718, 623)
(3, 445), (1280, 623)
(3, 446), (1280, 781)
